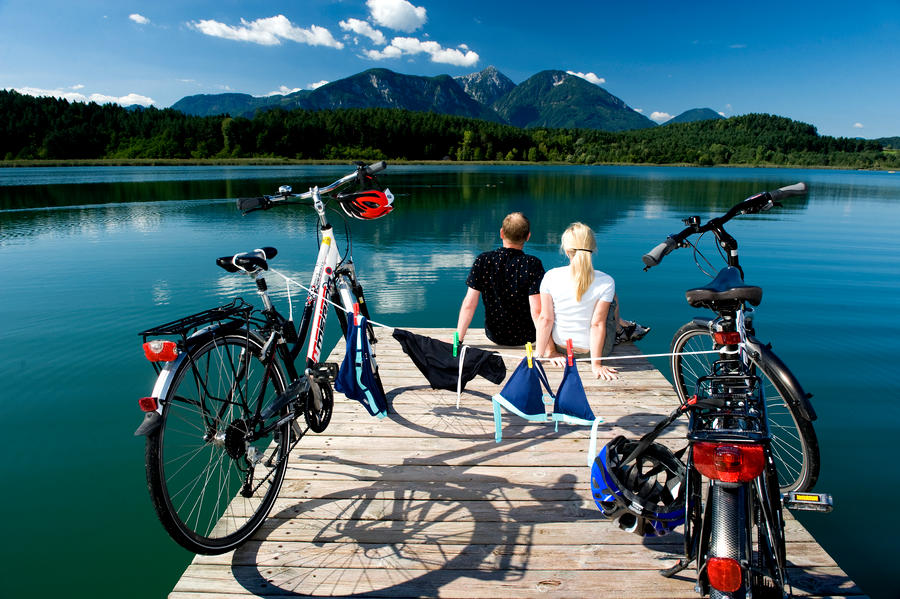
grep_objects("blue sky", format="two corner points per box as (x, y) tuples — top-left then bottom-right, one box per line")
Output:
(1, 0), (897, 138)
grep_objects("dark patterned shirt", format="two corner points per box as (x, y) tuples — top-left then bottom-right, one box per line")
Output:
(466, 247), (545, 346)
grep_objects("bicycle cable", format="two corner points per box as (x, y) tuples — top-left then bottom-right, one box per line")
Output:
(688, 231), (719, 279)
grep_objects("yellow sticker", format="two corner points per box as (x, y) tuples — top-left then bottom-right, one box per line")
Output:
(323, 237), (332, 246)
(795, 494), (820, 502)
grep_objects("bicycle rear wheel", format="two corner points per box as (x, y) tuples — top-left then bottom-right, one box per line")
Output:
(145, 331), (290, 554)
(671, 322), (819, 492)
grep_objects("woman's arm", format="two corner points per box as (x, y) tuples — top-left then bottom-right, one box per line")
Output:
(589, 299), (618, 380)
(536, 292), (560, 359)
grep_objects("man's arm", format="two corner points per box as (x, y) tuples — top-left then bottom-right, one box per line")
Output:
(456, 287), (481, 343)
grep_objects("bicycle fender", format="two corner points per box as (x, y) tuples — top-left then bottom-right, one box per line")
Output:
(690, 316), (713, 330)
(135, 321), (250, 436)
(135, 352), (186, 436)
(744, 336), (817, 422)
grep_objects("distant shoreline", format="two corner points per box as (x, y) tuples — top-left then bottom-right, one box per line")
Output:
(0, 159), (893, 171)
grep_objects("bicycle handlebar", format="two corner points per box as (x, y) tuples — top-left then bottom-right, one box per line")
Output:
(237, 161), (387, 214)
(642, 182), (807, 270)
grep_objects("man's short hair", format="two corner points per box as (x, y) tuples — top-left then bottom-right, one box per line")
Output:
(502, 212), (530, 244)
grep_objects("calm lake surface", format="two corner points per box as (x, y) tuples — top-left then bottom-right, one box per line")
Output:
(1, 164), (897, 597)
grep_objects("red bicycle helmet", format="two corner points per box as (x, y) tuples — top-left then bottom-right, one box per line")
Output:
(337, 188), (394, 220)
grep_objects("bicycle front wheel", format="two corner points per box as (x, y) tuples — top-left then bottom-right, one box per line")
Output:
(670, 322), (819, 492)
(145, 331), (290, 554)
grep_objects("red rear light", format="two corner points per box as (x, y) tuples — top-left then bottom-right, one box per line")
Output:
(714, 331), (742, 345)
(138, 397), (159, 412)
(707, 556), (742, 592)
(143, 340), (179, 362)
(693, 442), (765, 483)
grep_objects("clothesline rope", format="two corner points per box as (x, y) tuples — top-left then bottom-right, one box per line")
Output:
(269, 267), (725, 362)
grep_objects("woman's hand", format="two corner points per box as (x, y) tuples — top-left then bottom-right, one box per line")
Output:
(542, 348), (566, 368)
(591, 363), (618, 381)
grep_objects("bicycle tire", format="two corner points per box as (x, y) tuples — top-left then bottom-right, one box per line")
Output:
(671, 322), (820, 492)
(145, 330), (290, 554)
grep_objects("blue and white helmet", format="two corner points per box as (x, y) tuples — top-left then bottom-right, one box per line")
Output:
(591, 435), (686, 537)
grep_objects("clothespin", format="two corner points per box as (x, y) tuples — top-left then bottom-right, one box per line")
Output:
(526, 342), (533, 369)
(453, 331), (459, 357)
(566, 339), (574, 367)
(353, 303), (360, 326)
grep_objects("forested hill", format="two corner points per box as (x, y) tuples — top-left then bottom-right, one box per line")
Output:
(1, 90), (896, 169)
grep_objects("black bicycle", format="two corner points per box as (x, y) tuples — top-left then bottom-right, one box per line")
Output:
(645, 183), (820, 494)
(133, 162), (393, 554)
(643, 183), (831, 596)
(593, 184), (832, 598)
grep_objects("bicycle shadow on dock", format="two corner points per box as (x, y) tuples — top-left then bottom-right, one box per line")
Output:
(221, 429), (652, 597)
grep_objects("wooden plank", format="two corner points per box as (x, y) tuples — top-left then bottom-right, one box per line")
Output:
(171, 565), (861, 598)
(172, 328), (856, 598)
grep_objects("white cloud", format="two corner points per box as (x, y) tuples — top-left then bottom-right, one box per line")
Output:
(265, 85), (303, 96)
(854, 122), (864, 129)
(340, 18), (386, 45)
(567, 71), (606, 86)
(190, 15), (344, 49)
(92, 92), (155, 106)
(129, 13), (150, 25)
(729, 43), (747, 49)
(307, 80), (329, 90)
(364, 45), (404, 60)
(650, 111), (673, 123)
(718, 111), (726, 117)
(367, 0), (427, 33)
(365, 36), (478, 66)
(634, 108), (644, 113)
(14, 86), (154, 106)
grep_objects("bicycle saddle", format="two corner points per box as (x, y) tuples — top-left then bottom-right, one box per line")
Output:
(685, 266), (762, 308)
(216, 247), (278, 273)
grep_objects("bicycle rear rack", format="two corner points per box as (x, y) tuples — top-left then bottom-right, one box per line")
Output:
(140, 298), (255, 341)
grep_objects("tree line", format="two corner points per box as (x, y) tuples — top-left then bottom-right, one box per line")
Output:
(1, 90), (896, 169)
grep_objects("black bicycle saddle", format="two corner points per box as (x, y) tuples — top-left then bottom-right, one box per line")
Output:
(685, 266), (762, 308)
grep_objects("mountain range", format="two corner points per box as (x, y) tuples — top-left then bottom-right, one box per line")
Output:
(171, 66), (721, 132)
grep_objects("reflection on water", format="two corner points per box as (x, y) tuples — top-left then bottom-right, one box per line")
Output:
(1, 165), (899, 599)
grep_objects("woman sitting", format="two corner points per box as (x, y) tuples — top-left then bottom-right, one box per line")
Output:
(535, 222), (619, 381)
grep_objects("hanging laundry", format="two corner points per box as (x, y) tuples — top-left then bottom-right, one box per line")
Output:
(492, 347), (602, 467)
(392, 329), (506, 391)
(336, 315), (388, 418)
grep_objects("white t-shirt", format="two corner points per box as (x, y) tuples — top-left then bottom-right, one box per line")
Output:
(539, 266), (615, 349)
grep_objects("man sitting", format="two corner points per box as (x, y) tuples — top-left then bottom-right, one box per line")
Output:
(457, 212), (544, 346)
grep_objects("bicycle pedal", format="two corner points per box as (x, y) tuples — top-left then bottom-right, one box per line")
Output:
(782, 491), (833, 513)
(312, 362), (338, 382)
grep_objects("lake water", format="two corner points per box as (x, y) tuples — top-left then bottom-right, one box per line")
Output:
(1, 164), (897, 597)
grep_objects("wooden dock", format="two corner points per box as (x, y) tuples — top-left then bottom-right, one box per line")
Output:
(171, 328), (860, 598)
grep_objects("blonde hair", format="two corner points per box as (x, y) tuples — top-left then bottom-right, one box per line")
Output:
(560, 222), (597, 302)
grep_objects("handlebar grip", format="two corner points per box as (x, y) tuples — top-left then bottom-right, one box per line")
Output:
(365, 161), (387, 175)
(237, 196), (271, 213)
(770, 182), (807, 201)
(642, 237), (678, 269)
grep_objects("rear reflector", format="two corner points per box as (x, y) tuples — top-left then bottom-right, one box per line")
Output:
(143, 340), (179, 362)
(138, 397), (159, 412)
(707, 556), (742, 592)
(694, 442), (765, 483)
(714, 331), (742, 345)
